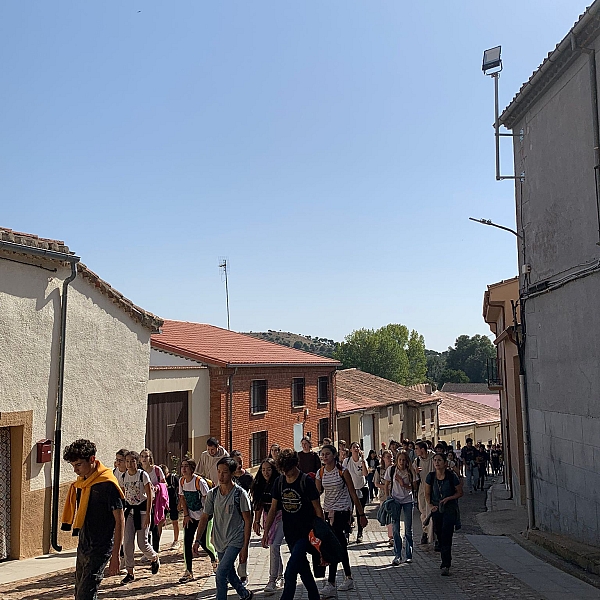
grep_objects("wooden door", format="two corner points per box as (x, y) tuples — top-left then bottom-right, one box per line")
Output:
(146, 391), (189, 468)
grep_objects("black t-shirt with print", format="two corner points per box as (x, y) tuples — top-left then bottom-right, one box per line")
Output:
(79, 481), (123, 556)
(272, 472), (320, 545)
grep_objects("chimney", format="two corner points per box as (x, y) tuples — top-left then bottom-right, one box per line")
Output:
(424, 383), (432, 395)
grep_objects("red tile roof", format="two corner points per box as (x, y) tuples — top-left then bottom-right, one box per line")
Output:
(436, 391), (500, 428)
(336, 369), (438, 415)
(0, 226), (163, 332)
(151, 320), (341, 368)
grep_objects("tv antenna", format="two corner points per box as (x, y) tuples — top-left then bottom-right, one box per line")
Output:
(218, 258), (230, 330)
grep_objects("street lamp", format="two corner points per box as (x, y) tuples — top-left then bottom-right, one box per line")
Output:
(482, 46), (502, 74)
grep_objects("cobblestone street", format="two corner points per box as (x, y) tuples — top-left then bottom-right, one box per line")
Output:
(2, 481), (597, 600)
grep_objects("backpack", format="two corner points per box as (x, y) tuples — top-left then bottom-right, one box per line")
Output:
(209, 483), (243, 515)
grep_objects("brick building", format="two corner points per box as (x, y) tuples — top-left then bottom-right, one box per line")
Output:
(149, 320), (340, 467)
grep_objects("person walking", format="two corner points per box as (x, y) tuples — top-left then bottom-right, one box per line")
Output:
(425, 453), (463, 576)
(316, 444), (366, 597)
(178, 459), (217, 583)
(194, 457), (253, 600)
(460, 438), (478, 493)
(119, 451), (160, 584)
(161, 464), (181, 551)
(342, 443), (369, 543)
(374, 449), (394, 546)
(250, 458), (284, 595)
(61, 439), (125, 600)
(414, 441), (435, 546)
(365, 450), (379, 501)
(196, 437), (229, 485)
(385, 451), (416, 566)
(263, 448), (323, 600)
(140, 448), (167, 552)
(298, 437), (322, 475)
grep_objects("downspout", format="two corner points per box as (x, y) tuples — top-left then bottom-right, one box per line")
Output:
(512, 298), (536, 531)
(227, 368), (237, 452)
(579, 43), (600, 244)
(51, 260), (79, 551)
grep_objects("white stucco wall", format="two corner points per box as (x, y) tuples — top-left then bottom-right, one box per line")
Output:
(0, 256), (152, 491)
(150, 347), (203, 367)
(148, 368), (210, 444)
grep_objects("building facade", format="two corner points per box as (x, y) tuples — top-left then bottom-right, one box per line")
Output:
(150, 321), (340, 468)
(499, 2), (600, 546)
(0, 227), (161, 559)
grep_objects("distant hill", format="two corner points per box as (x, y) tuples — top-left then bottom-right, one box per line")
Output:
(243, 331), (337, 358)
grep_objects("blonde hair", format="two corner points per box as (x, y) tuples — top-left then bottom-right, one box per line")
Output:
(140, 448), (155, 467)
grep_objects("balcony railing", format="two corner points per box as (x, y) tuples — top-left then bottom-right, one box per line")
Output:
(487, 357), (503, 390)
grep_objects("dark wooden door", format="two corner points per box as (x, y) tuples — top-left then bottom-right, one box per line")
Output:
(146, 391), (189, 468)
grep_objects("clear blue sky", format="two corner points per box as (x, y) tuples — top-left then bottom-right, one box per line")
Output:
(1, 1), (584, 351)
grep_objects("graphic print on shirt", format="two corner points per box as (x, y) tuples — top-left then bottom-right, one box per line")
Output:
(281, 487), (302, 513)
(122, 470), (149, 505)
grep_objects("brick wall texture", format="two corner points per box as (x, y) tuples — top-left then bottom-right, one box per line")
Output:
(208, 365), (336, 464)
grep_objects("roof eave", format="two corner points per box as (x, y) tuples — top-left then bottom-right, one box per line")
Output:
(500, 3), (600, 129)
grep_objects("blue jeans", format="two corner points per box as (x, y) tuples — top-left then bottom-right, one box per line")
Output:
(281, 537), (320, 600)
(392, 501), (413, 560)
(216, 547), (250, 600)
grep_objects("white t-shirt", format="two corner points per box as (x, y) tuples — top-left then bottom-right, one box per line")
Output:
(179, 475), (210, 520)
(342, 456), (366, 490)
(146, 465), (165, 487)
(384, 466), (414, 504)
(316, 466), (352, 512)
(121, 469), (151, 507)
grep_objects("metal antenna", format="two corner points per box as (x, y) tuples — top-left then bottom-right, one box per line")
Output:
(218, 258), (230, 330)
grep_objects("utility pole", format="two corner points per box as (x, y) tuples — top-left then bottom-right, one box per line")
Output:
(218, 258), (230, 330)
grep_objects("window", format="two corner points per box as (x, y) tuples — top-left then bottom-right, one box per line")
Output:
(251, 431), (268, 467)
(430, 408), (435, 424)
(292, 377), (305, 407)
(318, 376), (329, 403)
(387, 406), (393, 425)
(318, 418), (330, 443)
(251, 380), (267, 413)
(421, 410), (426, 428)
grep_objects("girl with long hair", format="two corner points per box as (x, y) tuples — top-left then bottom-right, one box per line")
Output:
(315, 444), (367, 597)
(140, 448), (167, 553)
(250, 458), (284, 594)
(374, 449), (394, 546)
(425, 453), (463, 576)
(385, 451), (416, 566)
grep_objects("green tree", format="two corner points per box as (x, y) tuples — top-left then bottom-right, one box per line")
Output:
(425, 350), (446, 387)
(334, 324), (427, 385)
(446, 334), (495, 383)
(438, 368), (470, 389)
(406, 330), (427, 385)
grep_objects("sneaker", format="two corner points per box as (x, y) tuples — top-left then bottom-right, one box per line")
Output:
(179, 571), (194, 584)
(405, 558), (412, 563)
(151, 557), (160, 574)
(264, 581), (278, 595)
(120, 573), (134, 585)
(338, 577), (354, 591)
(391, 557), (402, 566)
(320, 582), (337, 598)
(170, 540), (181, 551)
(356, 535), (363, 544)
(441, 567), (450, 576)
(420, 533), (428, 545)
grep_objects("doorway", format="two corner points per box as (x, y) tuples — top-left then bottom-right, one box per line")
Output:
(146, 391), (189, 468)
(0, 427), (10, 561)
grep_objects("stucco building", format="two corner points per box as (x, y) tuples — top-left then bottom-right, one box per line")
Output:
(498, 2), (600, 547)
(149, 320), (340, 468)
(336, 369), (440, 452)
(0, 227), (162, 559)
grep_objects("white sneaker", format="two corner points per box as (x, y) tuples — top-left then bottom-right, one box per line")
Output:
(337, 577), (355, 592)
(169, 540), (181, 551)
(320, 582), (337, 598)
(263, 581), (277, 595)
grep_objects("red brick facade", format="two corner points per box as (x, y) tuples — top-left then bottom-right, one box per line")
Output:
(208, 365), (337, 465)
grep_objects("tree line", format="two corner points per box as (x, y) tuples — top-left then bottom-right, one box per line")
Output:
(333, 326), (495, 389)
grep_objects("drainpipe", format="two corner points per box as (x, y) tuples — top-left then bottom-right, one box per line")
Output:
(51, 260), (79, 551)
(512, 298), (536, 531)
(227, 368), (237, 452)
(579, 44), (600, 245)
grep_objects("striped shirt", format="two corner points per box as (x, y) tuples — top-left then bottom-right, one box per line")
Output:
(316, 465), (352, 512)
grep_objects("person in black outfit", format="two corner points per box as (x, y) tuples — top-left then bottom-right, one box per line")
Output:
(161, 464), (181, 550)
(61, 439), (125, 600)
(297, 437), (322, 475)
(425, 453), (463, 576)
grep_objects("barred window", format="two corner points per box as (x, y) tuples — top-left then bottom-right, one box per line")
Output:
(251, 380), (267, 413)
(292, 378), (305, 407)
(251, 431), (268, 467)
(318, 418), (330, 444)
(318, 376), (329, 403)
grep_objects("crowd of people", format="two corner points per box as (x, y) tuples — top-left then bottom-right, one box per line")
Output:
(61, 434), (503, 600)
